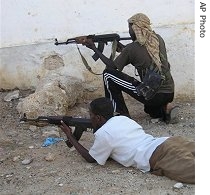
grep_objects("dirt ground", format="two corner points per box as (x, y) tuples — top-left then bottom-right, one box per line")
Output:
(0, 90), (195, 195)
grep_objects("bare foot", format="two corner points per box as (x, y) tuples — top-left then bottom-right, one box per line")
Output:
(164, 103), (179, 124)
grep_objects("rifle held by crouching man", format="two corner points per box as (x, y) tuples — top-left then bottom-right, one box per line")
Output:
(20, 113), (92, 148)
(55, 33), (131, 61)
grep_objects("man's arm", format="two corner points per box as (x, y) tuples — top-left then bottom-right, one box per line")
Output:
(60, 121), (96, 163)
(116, 41), (126, 52)
(82, 39), (117, 70)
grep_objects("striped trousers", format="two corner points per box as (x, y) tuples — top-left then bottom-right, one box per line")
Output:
(103, 68), (174, 118)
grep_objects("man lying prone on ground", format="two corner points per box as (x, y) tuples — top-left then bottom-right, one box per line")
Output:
(60, 97), (195, 184)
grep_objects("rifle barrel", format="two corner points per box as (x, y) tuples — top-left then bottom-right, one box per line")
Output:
(55, 38), (76, 45)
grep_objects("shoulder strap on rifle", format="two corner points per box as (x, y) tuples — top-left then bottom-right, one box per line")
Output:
(76, 45), (102, 75)
(110, 39), (118, 60)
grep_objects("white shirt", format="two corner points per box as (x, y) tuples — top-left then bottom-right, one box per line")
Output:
(89, 116), (168, 172)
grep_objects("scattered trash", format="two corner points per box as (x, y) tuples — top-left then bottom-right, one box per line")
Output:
(29, 146), (34, 149)
(173, 182), (184, 189)
(42, 137), (64, 147)
(22, 158), (33, 165)
(3, 90), (20, 102)
(151, 118), (161, 123)
(5, 174), (13, 178)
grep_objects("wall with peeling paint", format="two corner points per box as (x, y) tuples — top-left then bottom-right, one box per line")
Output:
(0, 0), (194, 99)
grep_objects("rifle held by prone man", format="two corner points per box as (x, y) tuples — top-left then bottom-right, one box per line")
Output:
(20, 113), (92, 147)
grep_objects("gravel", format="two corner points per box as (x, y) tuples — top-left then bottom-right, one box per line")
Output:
(0, 90), (195, 195)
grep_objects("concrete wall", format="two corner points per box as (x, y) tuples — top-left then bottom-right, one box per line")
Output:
(0, 0), (194, 99)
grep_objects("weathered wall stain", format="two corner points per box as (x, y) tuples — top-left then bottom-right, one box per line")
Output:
(0, 0), (194, 99)
(43, 54), (64, 70)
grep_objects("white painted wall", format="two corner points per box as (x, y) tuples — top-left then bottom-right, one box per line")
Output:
(0, 0), (194, 98)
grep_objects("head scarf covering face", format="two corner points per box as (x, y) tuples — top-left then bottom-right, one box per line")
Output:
(128, 13), (162, 69)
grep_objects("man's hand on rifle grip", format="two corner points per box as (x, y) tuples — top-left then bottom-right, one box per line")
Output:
(60, 120), (73, 138)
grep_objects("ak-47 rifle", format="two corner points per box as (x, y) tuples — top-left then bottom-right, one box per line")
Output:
(55, 33), (131, 61)
(20, 113), (92, 147)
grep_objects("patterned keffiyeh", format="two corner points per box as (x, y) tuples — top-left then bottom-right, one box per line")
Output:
(128, 13), (162, 70)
